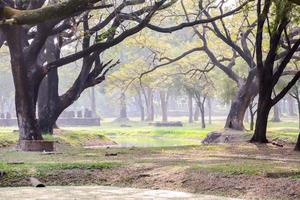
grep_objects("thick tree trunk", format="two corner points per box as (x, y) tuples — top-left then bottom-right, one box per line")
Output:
(250, 83), (272, 143)
(251, 104), (270, 143)
(295, 134), (300, 151)
(159, 91), (169, 122)
(188, 93), (193, 123)
(5, 26), (43, 140)
(38, 70), (60, 134)
(225, 80), (258, 130)
(271, 103), (281, 122)
(37, 36), (61, 134)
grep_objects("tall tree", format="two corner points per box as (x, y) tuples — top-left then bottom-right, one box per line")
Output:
(251, 0), (300, 143)
(0, 0), (168, 143)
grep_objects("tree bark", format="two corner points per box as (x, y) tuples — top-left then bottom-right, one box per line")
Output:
(225, 80), (258, 130)
(295, 134), (300, 151)
(188, 93), (193, 123)
(37, 69), (60, 134)
(37, 36), (61, 134)
(159, 91), (169, 122)
(250, 83), (273, 143)
(5, 25), (43, 140)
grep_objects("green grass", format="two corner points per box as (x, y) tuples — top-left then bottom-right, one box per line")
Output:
(196, 160), (300, 177)
(0, 117), (298, 148)
(65, 121), (225, 139)
(55, 130), (111, 146)
(0, 129), (18, 147)
(0, 161), (117, 178)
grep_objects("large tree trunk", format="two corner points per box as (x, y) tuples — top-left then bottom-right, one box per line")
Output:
(37, 36), (61, 134)
(159, 91), (169, 122)
(37, 69), (60, 134)
(188, 93), (193, 123)
(250, 82), (273, 143)
(251, 104), (271, 143)
(225, 80), (258, 130)
(6, 26), (43, 140)
(295, 134), (300, 151)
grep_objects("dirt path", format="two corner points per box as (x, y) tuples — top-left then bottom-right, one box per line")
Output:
(0, 186), (240, 200)
(1, 143), (300, 199)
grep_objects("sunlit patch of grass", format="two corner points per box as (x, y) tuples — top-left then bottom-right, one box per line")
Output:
(244, 120), (299, 142)
(0, 130), (18, 147)
(0, 118), (298, 149)
(51, 129), (115, 147)
(65, 124), (222, 140)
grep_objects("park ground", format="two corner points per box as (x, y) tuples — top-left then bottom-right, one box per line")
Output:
(0, 117), (300, 200)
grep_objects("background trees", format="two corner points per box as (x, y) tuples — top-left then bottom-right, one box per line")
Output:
(0, 0), (299, 152)
(0, 0), (170, 141)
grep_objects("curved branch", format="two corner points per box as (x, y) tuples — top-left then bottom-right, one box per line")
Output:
(139, 47), (204, 78)
(143, 0), (253, 33)
(0, 0), (109, 25)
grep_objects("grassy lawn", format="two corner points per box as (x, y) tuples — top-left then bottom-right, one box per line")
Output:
(0, 117), (298, 148)
(0, 118), (299, 200)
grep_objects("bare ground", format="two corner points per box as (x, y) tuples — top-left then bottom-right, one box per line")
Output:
(1, 143), (300, 200)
